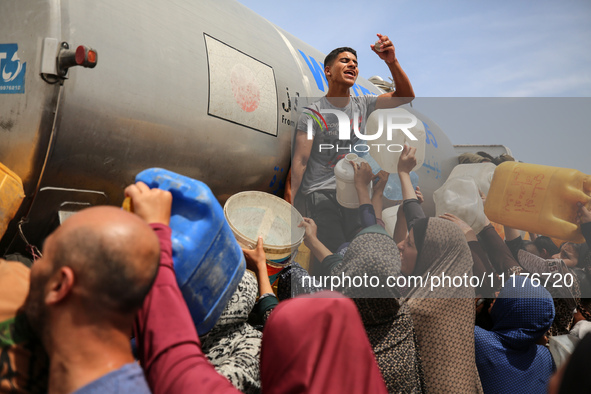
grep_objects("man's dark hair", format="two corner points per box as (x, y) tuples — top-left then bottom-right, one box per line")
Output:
(533, 236), (559, 256)
(324, 47), (357, 68)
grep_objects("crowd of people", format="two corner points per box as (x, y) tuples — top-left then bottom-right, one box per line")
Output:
(1, 34), (590, 394)
(2, 146), (590, 393)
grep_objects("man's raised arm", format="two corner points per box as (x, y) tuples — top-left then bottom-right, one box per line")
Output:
(127, 182), (240, 394)
(372, 34), (415, 109)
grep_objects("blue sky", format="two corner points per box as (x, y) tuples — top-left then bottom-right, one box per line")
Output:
(238, 0), (591, 172)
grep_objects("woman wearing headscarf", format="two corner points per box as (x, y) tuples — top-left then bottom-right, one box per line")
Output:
(331, 225), (426, 394)
(397, 145), (484, 393)
(260, 292), (388, 394)
(300, 162), (426, 393)
(502, 204), (591, 336)
(474, 276), (555, 393)
(200, 271), (263, 394)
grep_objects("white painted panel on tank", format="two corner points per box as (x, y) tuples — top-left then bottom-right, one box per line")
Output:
(205, 34), (277, 136)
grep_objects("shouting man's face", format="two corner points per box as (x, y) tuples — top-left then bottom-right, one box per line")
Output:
(326, 51), (358, 87)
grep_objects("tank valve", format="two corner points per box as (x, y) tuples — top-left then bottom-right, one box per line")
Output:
(57, 42), (98, 78)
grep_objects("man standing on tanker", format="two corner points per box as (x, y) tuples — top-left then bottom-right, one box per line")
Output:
(292, 34), (415, 268)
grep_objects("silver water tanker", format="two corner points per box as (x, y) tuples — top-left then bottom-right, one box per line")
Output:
(0, 0), (457, 254)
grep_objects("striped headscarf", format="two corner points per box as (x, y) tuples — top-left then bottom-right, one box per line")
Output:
(333, 226), (426, 393)
(406, 218), (484, 393)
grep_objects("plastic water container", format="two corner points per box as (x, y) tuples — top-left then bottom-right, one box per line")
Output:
(359, 152), (419, 201)
(334, 153), (371, 208)
(447, 163), (497, 196)
(135, 168), (245, 335)
(366, 108), (426, 173)
(434, 177), (488, 233)
(485, 162), (591, 243)
(224, 191), (305, 267)
(0, 162), (25, 239)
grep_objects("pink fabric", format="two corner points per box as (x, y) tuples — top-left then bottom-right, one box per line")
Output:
(260, 292), (388, 394)
(133, 224), (239, 394)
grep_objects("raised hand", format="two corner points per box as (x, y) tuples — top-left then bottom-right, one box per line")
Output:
(372, 170), (390, 196)
(352, 161), (376, 189)
(577, 202), (591, 224)
(415, 186), (424, 204)
(242, 236), (267, 273)
(398, 144), (417, 174)
(298, 217), (318, 247)
(371, 34), (396, 64)
(439, 213), (477, 241)
(124, 182), (172, 226)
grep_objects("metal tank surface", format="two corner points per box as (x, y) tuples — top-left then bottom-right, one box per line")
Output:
(0, 0), (456, 254)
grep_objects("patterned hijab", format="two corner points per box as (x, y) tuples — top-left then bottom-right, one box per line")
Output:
(405, 218), (484, 393)
(332, 226), (426, 393)
(200, 271), (262, 394)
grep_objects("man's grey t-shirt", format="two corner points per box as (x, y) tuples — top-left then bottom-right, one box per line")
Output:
(296, 96), (378, 195)
(73, 362), (151, 394)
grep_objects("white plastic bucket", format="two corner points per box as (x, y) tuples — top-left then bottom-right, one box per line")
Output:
(224, 191), (305, 264)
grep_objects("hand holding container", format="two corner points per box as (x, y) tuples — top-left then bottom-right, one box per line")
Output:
(135, 168), (245, 335)
(335, 153), (371, 208)
(484, 162), (591, 243)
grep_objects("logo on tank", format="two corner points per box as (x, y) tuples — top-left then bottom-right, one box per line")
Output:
(0, 44), (26, 94)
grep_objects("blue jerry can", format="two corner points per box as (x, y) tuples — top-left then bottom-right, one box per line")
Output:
(136, 168), (246, 335)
